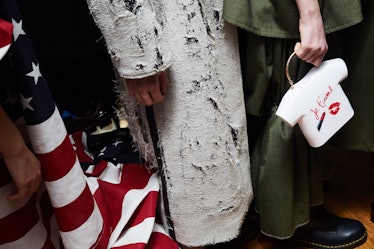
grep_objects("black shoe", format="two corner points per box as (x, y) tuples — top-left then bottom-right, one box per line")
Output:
(287, 206), (367, 249)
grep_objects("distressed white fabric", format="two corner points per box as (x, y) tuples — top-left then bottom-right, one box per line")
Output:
(86, 0), (171, 79)
(86, 0), (253, 246)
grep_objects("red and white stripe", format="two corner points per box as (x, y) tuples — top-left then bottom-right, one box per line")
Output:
(0, 176), (61, 249)
(1, 105), (179, 249)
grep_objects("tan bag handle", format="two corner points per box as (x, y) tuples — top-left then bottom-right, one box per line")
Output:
(285, 51), (297, 89)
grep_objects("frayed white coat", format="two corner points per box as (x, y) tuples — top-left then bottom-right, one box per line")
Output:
(86, 0), (253, 246)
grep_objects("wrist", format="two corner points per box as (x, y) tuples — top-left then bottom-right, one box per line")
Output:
(1, 141), (28, 159)
(295, 0), (321, 20)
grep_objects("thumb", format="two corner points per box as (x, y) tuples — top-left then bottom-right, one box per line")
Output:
(294, 42), (301, 53)
(159, 72), (169, 96)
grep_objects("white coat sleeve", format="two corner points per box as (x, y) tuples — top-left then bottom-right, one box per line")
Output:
(86, 0), (172, 79)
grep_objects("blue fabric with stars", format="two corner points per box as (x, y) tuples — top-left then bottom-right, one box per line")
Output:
(0, 0), (144, 173)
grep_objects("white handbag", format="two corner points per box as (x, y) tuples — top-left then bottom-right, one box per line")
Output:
(276, 52), (354, 147)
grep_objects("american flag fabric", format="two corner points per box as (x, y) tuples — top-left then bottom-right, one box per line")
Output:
(0, 0), (179, 248)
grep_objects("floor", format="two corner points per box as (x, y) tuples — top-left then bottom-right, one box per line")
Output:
(208, 146), (374, 249)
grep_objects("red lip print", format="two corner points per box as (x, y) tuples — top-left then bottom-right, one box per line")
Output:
(329, 102), (340, 115)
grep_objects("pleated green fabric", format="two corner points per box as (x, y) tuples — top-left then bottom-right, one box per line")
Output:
(239, 33), (342, 238)
(224, 0), (363, 238)
(331, 0), (374, 152)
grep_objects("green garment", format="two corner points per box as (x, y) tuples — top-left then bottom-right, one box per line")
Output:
(223, 0), (363, 239)
(240, 33), (344, 238)
(223, 0), (362, 38)
(331, 0), (374, 152)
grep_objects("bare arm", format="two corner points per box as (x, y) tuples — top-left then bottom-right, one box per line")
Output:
(294, 0), (328, 67)
(0, 106), (41, 200)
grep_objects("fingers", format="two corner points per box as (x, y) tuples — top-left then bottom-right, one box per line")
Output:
(127, 72), (169, 106)
(5, 148), (42, 201)
(131, 85), (158, 106)
(140, 92), (155, 107)
(294, 41), (328, 67)
(8, 187), (30, 200)
(7, 172), (41, 200)
(127, 84), (151, 106)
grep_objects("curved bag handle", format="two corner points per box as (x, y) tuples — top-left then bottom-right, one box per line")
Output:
(285, 51), (297, 88)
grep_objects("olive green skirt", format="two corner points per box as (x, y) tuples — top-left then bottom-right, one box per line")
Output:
(239, 30), (344, 238)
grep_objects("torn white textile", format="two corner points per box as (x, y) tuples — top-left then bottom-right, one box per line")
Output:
(86, 0), (171, 79)
(86, 0), (253, 247)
